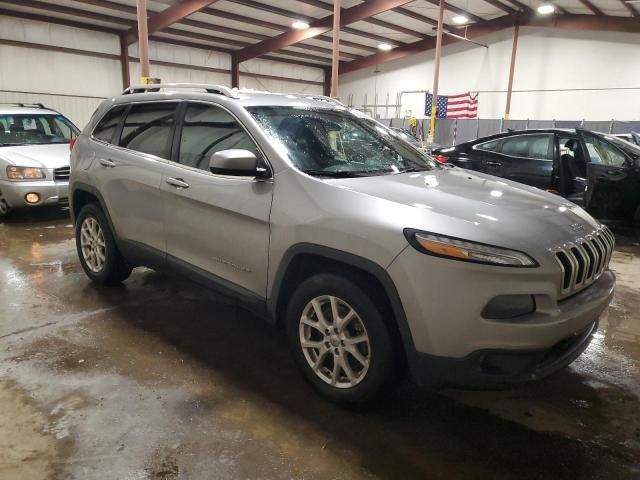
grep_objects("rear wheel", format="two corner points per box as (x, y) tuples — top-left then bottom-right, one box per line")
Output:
(286, 274), (393, 404)
(75, 203), (131, 284)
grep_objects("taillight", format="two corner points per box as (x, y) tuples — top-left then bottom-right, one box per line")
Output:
(432, 154), (449, 163)
(69, 137), (77, 151)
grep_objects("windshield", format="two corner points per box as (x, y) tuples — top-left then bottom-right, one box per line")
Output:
(604, 134), (640, 159)
(391, 128), (420, 144)
(0, 114), (79, 146)
(249, 106), (436, 177)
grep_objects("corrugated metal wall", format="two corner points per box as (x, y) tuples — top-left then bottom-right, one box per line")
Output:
(0, 17), (325, 128)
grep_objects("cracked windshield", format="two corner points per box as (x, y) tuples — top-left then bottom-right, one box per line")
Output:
(249, 106), (436, 177)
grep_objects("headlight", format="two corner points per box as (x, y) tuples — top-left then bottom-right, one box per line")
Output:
(6, 166), (45, 181)
(404, 229), (538, 267)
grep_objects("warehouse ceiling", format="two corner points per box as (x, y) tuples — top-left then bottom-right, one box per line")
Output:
(0, 0), (638, 71)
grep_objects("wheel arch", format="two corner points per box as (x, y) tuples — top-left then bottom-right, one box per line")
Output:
(268, 244), (417, 366)
(71, 183), (116, 232)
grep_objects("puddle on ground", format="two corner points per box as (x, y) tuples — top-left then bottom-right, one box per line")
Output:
(0, 380), (61, 480)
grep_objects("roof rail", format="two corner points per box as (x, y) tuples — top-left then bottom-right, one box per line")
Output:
(0, 102), (47, 109)
(122, 83), (240, 99)
(310, 95), (345, 106)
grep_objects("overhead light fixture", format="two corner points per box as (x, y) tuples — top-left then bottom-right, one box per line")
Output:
(291, 20), (310, 30)
(537, 4), (555, 14)
(452, 15), (468, 24)
(378, 43), (393, 51)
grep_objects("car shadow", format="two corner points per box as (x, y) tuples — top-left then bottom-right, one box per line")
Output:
(1, 206), (71, 226)
(82, 271), (638, 480)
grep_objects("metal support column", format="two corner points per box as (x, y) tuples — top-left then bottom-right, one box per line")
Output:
(330, 0), (341, 97)
(231, 55), (239, 89)
(135, 0), (150, 83)
(428, 0), (445, 144)
(504, 22), (520, 120)
(119, 34), (130, 89)
(323, 67), (331, 96)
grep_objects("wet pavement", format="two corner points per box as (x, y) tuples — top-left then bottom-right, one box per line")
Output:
(1, 207), (639, 480)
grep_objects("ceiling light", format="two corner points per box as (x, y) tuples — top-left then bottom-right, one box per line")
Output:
(452, 15), (468, 24)
(537, 4), (555, 14)
(378, 43), (393, 51)
(291, 20), (310, 30)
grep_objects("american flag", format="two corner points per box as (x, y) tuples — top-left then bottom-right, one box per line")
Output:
(425, 92), (478, 119)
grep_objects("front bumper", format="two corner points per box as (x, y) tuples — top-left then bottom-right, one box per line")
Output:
(0, 179), (69, 208)
(387, 245), (615, 387)
(412, 319), (598, 388)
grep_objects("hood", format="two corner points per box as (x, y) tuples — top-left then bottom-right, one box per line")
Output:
(0, 144), (71, 169)
(329, 166), (600, 250)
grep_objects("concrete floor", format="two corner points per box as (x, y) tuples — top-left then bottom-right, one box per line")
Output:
(1, 207), (639, 480)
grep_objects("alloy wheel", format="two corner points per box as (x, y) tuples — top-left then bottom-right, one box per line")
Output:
(299, 295), (371, 389)
(80, 217), (106, 273)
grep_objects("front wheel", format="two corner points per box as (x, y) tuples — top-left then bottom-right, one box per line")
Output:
(75, 203), (131, 284)
(0, 197), (10, 219)
(286, 274), (393, 404)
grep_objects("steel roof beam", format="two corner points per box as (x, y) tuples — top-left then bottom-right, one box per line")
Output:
(340, 14), (640, 74)
(422, 0), (487, 23)
(619, 0), (639, 17)
(576, 0), (603, 15)
(235, 0), (414, 63)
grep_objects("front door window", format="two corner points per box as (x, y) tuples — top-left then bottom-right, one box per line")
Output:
(582, 133), (627, 167)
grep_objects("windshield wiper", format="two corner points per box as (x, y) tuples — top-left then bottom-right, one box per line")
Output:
(302, 169), (371, 178)
(397, 166), (433, 173)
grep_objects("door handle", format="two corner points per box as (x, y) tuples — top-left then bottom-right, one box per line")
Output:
(606, 170), (622, 176)
(99, 158), (116, 168)
(166, 177), (190, 189)
(486, 160), (502, 167)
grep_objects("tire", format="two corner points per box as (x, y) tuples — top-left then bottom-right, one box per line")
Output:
(0, 197), (10, 220)
(75, 203), (131, 284)
(285, 273), (394, 404)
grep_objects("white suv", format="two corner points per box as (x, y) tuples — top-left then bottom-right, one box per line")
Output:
(0, 103), (79, 217)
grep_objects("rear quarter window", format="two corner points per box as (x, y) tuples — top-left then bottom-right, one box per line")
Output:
(93, 105), (126, 144)
(474, 138), (501, 152)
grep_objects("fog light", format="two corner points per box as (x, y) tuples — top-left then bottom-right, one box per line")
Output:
(25, 192), (41, 204)
(482, 295), (535, 320)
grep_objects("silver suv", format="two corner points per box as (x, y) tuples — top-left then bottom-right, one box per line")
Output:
(70, 84), (616, 403)
(0, 103), (79, 217)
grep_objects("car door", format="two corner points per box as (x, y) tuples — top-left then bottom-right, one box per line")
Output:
(161, 101), (273, 299)
(555, 134), (587, 205)
(482, 133), (554, 189)
(91, 101), (177, 258)
(456, 137), (502, 172)
(578, 131), (637, 219)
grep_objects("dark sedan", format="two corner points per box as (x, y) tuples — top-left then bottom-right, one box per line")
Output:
(433, 129), (640, 224)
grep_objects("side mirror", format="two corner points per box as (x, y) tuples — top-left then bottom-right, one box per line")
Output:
(208, 149), (270, 178)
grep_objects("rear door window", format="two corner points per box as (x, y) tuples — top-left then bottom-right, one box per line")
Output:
(499, 134), (553, 160)
(119, 102), (178, 159)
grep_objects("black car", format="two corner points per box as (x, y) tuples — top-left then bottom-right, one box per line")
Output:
(433, 129), (640, 224)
